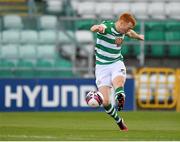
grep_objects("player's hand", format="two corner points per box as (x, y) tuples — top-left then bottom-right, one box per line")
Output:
(98, 25), (105, 33)
(139, 34), (144, 40)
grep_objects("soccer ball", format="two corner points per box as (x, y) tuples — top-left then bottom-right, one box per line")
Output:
(85, 91), (104, 107)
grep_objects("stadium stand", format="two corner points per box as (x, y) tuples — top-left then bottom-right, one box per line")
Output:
(0, 0), (180, 78)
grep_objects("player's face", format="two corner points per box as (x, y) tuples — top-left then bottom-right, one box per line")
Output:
(119, 21), (133, 34)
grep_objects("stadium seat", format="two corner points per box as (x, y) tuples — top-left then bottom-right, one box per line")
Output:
(75, 19), (96, 30)
(146, 21), (165, 30)
(75, 30), (94, 43)
(37, 45), (56, 58)
(59, 30), (75, 44)
(0, 32), (2, 43)
(113, 2), (130, 17)
(19, 44), (37, 59)
(132, 45), (141, 56)
(39, 30), (57, 44)
(54, 58), (74, 77)
(166, 2), (180, 20)
(16, 59), (36, 78)
(1, 44), (18, 58)
(168, 45), (180, 57)
(166, 22), (180, 30)
(0, 59), (17, 78)
(2, 30), (20, 44)
(61, 44), (76, 59)
(146, 31), (165, 41)
(45, 0), (63, 14)
(0, 59), (17, 68)
(77, 2), (96, 18)
(3, 15), (23, 29)
(150, 45), (165, 57)
(39, 15), (58, 30)
(121, 45), (130, 56)
(130, 2), (148, 20)
(145, 22), (165, 41)
(165, 31), (180, 41)
(95, 2), (113, 19)
(75, 30), (94, 57)
(36, 59), (55, 77)
(20, 30), (38, 44)
(148, 2), (166, 20)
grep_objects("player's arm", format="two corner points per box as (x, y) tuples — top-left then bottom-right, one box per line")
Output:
(126, 29), (144, 41)
(90, 24), (106, 33)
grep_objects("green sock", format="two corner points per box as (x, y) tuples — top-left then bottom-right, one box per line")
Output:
(104, 104), (121, 123)
(115, 87), (125, 100)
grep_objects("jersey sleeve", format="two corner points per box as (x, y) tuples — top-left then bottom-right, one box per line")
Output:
(99, 21), (112, 34)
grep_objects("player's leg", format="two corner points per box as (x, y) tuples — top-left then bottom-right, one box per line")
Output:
(95, 65), (122, 126)
(113, 75), (126, 111)
(112, 76), (128, 131)
(111, 61), (128, 131)
(98, 86), (122, 125)
(111, 61), (126, 111)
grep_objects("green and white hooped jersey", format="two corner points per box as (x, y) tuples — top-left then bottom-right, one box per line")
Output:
(95, 20), (125, 65)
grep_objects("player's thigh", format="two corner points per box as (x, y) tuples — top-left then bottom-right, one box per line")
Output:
(111, 61), (126, 89)
(98, 86), (111, 106)
(95, 65), (111, 88)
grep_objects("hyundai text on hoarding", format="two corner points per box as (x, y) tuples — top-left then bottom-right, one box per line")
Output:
(0, 79), (134, 111)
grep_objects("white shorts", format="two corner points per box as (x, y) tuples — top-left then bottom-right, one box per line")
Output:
(95, 60), (126, 88)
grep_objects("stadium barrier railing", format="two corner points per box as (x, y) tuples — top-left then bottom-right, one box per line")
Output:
(176, 69), (180, 112)
(136, 67), (178, 109)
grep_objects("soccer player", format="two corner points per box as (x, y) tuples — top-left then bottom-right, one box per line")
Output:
(90, 12), (144, 131)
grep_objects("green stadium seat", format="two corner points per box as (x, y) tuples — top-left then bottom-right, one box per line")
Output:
(132, 45), (141, 56)
(2, 30), (20, 44)
(146, 21), (165, 30)
(75, 30), (94, 43)
(16, 59), (36, 78)
(150, 45), (165, 57)
(166, 21), (180, 30)
(19, 44), (37, 59)
(3, 15), (23, 30)
(39, 30), (56, 44)
(61, 44), (76, 59)
(146, 31), (165, 41)
(0, 59), (17, 78)
(0, 32), (2, 43)
(1, 44), (18, 58)
(59, 30), (75, 44)
(39, 15), (57, 30)
(20, 30), (38, 44)
(165, 31), (180, 41)
(54, 58), (74, 77)
(145, 21), (165, 41)
(37, 45), (56, 58)
(36, 59), (55, 78)
(75, 19), (96, 30)
(121, 45), (130, 56)
(134, 22), (141, 32)
(0, 59), (17, 67)
(168, 45), (180, 57)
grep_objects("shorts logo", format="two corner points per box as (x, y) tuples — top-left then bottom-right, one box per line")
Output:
(120, 69), (126, 75)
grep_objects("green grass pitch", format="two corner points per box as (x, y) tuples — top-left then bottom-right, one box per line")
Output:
(0, 111), (180, 141)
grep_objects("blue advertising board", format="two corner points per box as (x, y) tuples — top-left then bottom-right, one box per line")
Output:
(0, 78), (134, 111)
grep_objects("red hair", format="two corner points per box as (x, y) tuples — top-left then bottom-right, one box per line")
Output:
(119, 12), (136, 27)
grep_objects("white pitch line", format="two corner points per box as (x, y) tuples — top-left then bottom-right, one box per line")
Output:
(0, 134), (57, 139)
